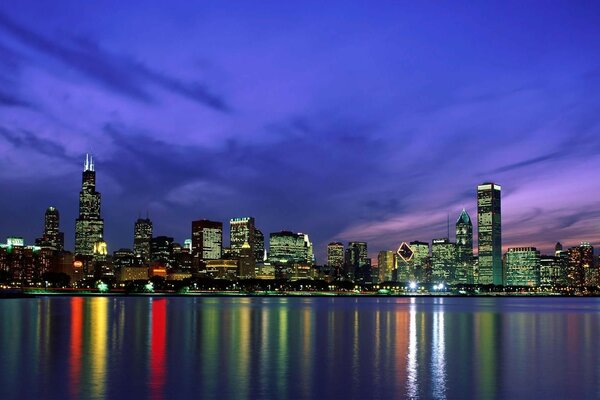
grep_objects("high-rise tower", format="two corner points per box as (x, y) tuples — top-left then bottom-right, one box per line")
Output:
(477, 183), (502, 285)
(229, 217), (255, 257)
(36, 206), (65, 251)
(456, 209), (473, 284)
(133, 217), (153, 262)
(192, 219), (223, 263)
(74, 154), (104, 256)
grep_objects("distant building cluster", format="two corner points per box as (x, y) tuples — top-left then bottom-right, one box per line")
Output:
(0, 156), (598, 293)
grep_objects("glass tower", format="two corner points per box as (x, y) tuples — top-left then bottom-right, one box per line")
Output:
(74, 154), (104, 256)
(456, 209), (473, 284)
(133, 217), (153, 262)
(477, 183), (502, 285)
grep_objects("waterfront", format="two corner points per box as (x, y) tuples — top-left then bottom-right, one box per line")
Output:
(0, 297), (599, 399)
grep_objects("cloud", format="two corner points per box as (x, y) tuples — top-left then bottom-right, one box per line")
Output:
(0, 91), (32, 108)
(0, 126), (71, 160)
(0, 12), (231, 112)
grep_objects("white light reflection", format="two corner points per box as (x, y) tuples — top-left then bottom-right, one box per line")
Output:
(407, 298), (418, 398)
(432, 298), (447, 399)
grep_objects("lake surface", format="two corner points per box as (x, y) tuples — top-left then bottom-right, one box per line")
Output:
(0, 296), (599, 399)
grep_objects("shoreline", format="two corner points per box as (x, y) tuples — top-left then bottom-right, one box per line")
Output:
(0, 289), (596, 298)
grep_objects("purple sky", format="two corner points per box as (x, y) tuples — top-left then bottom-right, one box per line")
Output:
(1, 1), (600, 262)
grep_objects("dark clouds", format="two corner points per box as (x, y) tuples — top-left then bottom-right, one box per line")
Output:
(1, 2), (600, 260)
(0, 12), (230, 112)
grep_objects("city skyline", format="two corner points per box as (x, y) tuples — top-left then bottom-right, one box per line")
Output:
(1, 3), (600, 261)
(1, 154), (598, 265)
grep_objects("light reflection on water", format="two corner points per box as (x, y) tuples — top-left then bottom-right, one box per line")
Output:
(0, 296), (599, 399)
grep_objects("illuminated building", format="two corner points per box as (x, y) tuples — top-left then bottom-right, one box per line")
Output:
(397, 241), (430, 283)
(254, 229), (265, 262)
(477, 183), (502, 285)
(567, 242), (594, 288)
(205, 259), (238, 279)
(150, 236), (174, 269)
(268, 231), (313, 265)
(119, 266), (149, 281)
(327, 242), (345, 278)
(540, 254), (567, 287)
(133, 218), (152, 262)
(345, 241), (368, 281)
(505, 247), (540, 286)
(256, 262), (275, 279)
(238, 242), (256, 278)
(0, 238), (47, 284)
(377, 250), (396, 282)
(431, 238), (457, 284)
(149, 265), (168, 278)
(36, 207), (64, 251)
(229, 217), (255, 257)
(75, 154), (104, 257)
(455, 209), (473, 284)
(191, 220), (223, 265)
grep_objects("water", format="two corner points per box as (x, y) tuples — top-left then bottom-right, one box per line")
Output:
(0, 296), (599, 400)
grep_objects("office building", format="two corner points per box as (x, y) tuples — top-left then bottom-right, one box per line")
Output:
(268, 231), (312, 265)
(191, 219), (223, 263)
(133, 217), (153, 262)
(431, 238), (457, 284)
(377, 250), (396, 283)
(477, 183), (502, 285)
(456, 209), (473, 284)
(36, 207), (64, 251)
(505, 247), (540, 286)
(567, 242), (594, 288)
(74, 154), (104, 257)
(327, 242), (345, 278)
(230, 217), (255, 257)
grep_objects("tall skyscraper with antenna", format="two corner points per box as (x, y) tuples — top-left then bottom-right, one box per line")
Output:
(74, 154), (104, 256)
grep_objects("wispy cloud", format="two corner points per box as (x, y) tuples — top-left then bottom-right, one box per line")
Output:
(0, 12), (231, 112)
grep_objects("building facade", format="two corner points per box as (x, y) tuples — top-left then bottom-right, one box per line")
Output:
(477, 183), (502, 285)
(229, 217), (255, 257)
(431, 238), (457, 284)
(191, 220), (223, 263)
(505, 247), (540, 286)
(455, 209), (473, 284)
(133, 218), (152, 262)
(74, 154), (104, 257)
(377, 250), (396, 283)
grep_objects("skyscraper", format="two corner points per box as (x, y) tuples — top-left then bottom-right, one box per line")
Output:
(505, 247), (540, 286)
(327, 242), (344, 275)
(431, 238), (457, 284)
(567, 242), (594, 288)
(377, 250), (396, 283)
(456, 209), (473, 284)
(74, 154), (104, 257)
(36, 206), (64, 251)
(254, 228), (265, 262)
(345, 241), (368, 281)
(238, 241), (256, 278)
(133, 217), (153, 262)
(229, 217), (255, 257)
(477, 183), (502, 285)
(268, 231), (311, 265)
(191, 220), (223, 263)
